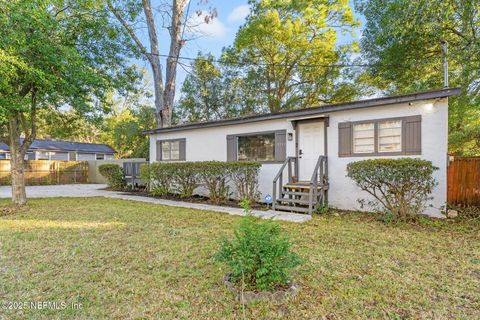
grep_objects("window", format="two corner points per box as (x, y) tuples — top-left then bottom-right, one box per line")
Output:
(50, 152), (69, 160)
(378, 120), (402, 152)
(158, 139), (185, 161)
(237, 133), (275, 161)
(0, 153), (6, 160)
(338, 115), (421, 157)
(353, 123), (375, 154)
(96, 154), (105, 160)
(36, 151), (49, 160)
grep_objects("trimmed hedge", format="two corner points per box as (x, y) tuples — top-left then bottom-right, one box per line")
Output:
(347, 158), (438, 220)
(140, 161), (261, 202)
(98, 164), (126, 190)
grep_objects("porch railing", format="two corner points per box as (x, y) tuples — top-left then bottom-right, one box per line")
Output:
(272, 157), (297, 210)
(271, 155), (328, 215)
(307, 155), (328, 214)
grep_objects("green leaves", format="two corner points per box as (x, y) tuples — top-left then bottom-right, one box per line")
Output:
(214, 215), (302, 291)
(357, 0), (480, 155)
(347, 158), (439, 220)
(98, 164), (126, 190)
(142, 161), (261, 201)
(224, 0), (360, 113)
(176, 52), (249, 123)
(0, 0), (140, 133)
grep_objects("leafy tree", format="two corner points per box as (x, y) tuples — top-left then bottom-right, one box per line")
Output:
(0, 0), (138, 205)
(35, 108), (104, 143)
(224, 0), (360, 113)
(356, 0), (480, 155)
(102, 104), (156, 159)
(176, 53), (252, 123)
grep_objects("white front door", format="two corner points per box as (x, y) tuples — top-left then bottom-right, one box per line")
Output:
(298, 121), (325, 181)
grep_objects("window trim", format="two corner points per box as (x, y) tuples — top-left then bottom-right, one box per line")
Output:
(352, 122), (376, 154)
(340, 115), (421, 157)
(227, 130), (286, 164)
(377, 119), (402, 153)
(157, 138), (186, 162)
(236, 131), (277, 163)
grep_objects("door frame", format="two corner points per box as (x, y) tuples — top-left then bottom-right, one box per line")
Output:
(293, 117), (329, 180)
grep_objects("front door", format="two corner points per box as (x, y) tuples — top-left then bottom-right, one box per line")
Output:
(297, 120), (325, 181)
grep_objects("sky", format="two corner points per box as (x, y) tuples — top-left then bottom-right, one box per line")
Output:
(135, 0), (365, 99)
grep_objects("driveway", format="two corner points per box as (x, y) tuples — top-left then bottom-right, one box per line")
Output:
(0, 184), (311, 223)
(0, 184), (110, 198)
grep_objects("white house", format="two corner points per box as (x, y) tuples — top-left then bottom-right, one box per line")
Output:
(147, 88), (460, 217)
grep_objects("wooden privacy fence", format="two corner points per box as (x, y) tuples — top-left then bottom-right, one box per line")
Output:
(448, 157), (480, 206)
(0, 160), (88, 185)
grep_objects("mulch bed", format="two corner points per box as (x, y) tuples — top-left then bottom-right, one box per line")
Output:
(119, 189), (270, 211)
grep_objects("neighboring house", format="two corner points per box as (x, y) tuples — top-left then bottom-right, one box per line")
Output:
(0, 139), (116, 161)
(146, 88), (460, 216)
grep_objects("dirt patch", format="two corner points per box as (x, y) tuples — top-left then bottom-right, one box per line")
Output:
(223, 273), (300, 304)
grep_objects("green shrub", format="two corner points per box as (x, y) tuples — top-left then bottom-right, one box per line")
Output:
(170, 162), (201, 197)
(347, 158), (438, 220)
(140, 163), (172, 196)
(142, 161), (261, 202)
(199, 161), (232, 203)
(214, 216), (302, 291)
(230, 161), (261, 203)
(98, 164), (126, 190)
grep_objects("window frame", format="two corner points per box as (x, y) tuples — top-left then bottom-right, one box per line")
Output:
(236, 131), (277, 162)
(227, 130), (286, 164)
(157, 138), (186, 162)
(377, 119), (402, 153)
(352, 122), (376, 154)
(345, 116), (419, 157)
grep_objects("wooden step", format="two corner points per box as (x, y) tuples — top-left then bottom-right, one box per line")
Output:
(282, 190), (310, 197)
(283, 182), (324, 190)
(274, 204), (311, 214)
(276, 198), (310, 205)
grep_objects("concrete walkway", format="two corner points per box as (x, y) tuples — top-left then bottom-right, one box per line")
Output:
(0, 184), (311, 223)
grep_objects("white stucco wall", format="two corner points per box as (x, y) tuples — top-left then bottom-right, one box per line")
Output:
(149, 98), (448, 216)
(327, 98), (448, 217)
(149, 118), (297, 199)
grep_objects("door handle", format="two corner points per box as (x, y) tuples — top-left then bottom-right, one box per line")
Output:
(298, 149), (303, 158)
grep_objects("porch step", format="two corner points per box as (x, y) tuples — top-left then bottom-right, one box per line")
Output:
(276, 197), (310, 205)
(284, 182), (314, 190)
(282, 190), (310, 197)
(273, 204), (311, 214)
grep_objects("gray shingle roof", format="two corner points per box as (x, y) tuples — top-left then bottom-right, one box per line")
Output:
(0, 139), (116, 154)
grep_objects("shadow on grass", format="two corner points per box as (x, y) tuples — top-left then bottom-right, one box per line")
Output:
(0, 219), (126, 230)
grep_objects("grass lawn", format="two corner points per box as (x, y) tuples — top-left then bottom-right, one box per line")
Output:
(0, 198), (479, 319)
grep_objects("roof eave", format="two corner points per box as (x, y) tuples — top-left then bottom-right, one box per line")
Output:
(145, 87), (461, 135)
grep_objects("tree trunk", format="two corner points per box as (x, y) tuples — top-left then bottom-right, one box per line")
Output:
(109, 0), (190, 128)
(142, 0), (164, 128)
(162, 0), (189, 128)
(10, 146), (27, 206)
(8, 114), (27, 206)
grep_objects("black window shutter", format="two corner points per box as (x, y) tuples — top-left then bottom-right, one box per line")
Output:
(156, 140), (162, 161)
(403, 115), (421, 154)
(338, 122), (352, 157)
(179, 139), (186, 160)
(274, 130), (287, 162)
(226, 135), (237, 161)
